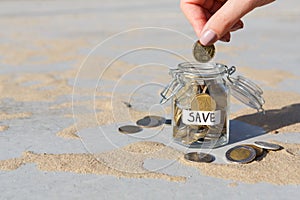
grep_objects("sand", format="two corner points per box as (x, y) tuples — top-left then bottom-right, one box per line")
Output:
(0, 112), (32, 120)
(0, 141), (186, 182)
(0, 12), (299, 187)
(0, 140), (299, 185)
(0, 125), (9, 132)
(181, 141), (300, 185)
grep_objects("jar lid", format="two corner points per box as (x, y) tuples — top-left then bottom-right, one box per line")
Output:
(227, 75), (265, 111)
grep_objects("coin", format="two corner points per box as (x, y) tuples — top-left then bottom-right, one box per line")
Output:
(193, 40), (215, 63)
(173, 126), (188, 139)
(190, 127), (207, 140)
(182, 135), (198, 145)
(136, 116), (164, 128)
(191, 93), (217, 111)
(147, 115), (166, 124)
(226, 145), (256, 164)
(118, 125), (142, 134)
(184, 152), (215, 163)
(244, 144), (264, 157)
(254, 141), (282, 151)
(174, 104), (182, 126)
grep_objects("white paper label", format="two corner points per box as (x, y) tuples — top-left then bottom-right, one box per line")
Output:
(182, 109), (221, 125)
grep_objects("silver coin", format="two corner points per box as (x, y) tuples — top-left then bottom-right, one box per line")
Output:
(147, 115), (166, 124)
(254, 141), (282, 151)
(226, 145), (256, 164)
(184, 152), (215, 163)
(136, 116), (165, 128)
(193, 40), (215, 63)
(118, 125), (142, 134)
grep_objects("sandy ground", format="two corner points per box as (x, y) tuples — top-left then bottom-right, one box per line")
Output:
(0, 0), (300, 199)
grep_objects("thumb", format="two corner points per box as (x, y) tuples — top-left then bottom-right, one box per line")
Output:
(200, 0), (256, 46)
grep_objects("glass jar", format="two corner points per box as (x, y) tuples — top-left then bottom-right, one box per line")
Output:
(160, 62), (264, 148)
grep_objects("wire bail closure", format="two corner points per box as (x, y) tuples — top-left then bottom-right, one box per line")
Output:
(160, 74), (184, 104)
(160, 63), (265, 112)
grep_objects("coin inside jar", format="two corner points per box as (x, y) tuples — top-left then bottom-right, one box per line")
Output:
(191, 93), (217, 111)
(184, 152), (215, 163)
(118, 125), (143, 134)
(226, 145), (256, 164)
(192, 40), (215, 63)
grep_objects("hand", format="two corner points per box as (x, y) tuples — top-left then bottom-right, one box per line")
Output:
(181, 0), (275, 45)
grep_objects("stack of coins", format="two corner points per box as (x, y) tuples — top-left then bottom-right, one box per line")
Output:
(172, 83), (227, 145)
(225, 141), (282, 164)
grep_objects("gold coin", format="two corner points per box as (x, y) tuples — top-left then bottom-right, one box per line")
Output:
(181, 135), (198, 145)
(193, 40), (215, 63)
(174, 104), (182, 126)
(173, 126), (187, 139)
(191, 127), (207, 139)
(191, 93), (216, 111)
(226, 145), (256, 164)
(244, 144), (264, 157)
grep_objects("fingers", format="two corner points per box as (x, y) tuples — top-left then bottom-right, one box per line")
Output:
(230, 20), (244, 32)
(220, 32), (231, 42)
(181, 0), (275, 45)
(200, 0), (257, 45)
(180, 1), (211, 39)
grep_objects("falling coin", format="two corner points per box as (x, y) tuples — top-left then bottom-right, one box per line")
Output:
(226, 145), (256, 164)
(254, 141), (282, 151)
(136, 116), (164, 128)
(191, 93), (217, 111)
(193, 40), (215, 63)
(184, 152), (215, 163)
(118, 125), (142, 134)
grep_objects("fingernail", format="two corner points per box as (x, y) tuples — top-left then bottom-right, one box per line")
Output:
(200, 29), (217, 46)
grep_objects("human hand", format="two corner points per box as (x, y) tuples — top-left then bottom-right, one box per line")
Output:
(181, 0), (275, 46)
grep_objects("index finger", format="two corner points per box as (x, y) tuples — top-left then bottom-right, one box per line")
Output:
(180, 0), (224, 38)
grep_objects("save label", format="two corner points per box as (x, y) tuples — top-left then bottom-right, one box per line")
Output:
(182, 109), (221, 125)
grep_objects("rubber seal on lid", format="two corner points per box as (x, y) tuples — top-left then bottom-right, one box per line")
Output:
(227, 75), (265, 111)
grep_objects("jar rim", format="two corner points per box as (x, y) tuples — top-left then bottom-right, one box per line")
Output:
(177, 62), (227, 77)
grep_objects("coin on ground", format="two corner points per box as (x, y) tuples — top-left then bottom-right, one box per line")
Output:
(191, 93), (217, 111)
(254, 141), (282, 151)
(147, 115), (166, 124)
(244, 144), (264, 157)
(118, 125), (142, 134)
(136, 116), (164, 128)
(193, 40), (215, 63)
(226, 145), (256, 164)
(184, 152), (215, 163)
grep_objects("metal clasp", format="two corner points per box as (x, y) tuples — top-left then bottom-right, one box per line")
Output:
(226, 66), (236, 76)
(160, 74), (184, 104)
